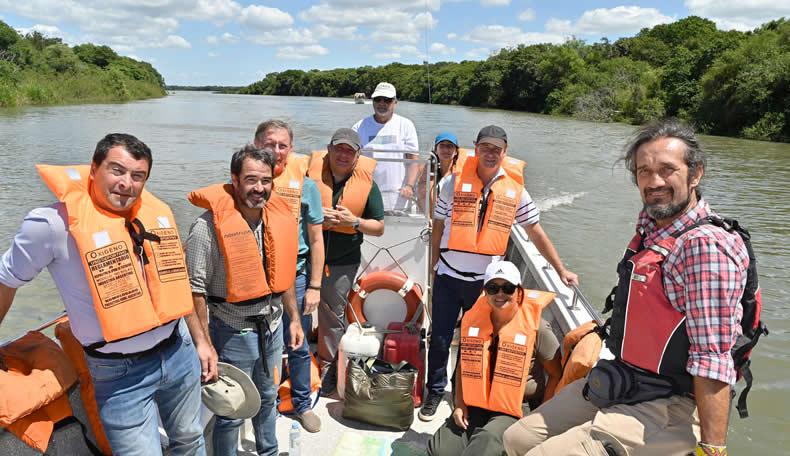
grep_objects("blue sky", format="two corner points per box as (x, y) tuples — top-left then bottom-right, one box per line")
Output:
(1, 1), (788, 86)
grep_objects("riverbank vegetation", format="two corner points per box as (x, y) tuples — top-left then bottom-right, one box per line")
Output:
(240, 16), (790, 143)
(0, 20), (166, 107)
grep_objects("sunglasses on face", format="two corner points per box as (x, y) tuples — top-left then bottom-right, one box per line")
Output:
(484, 282), (518, 296)
(373, 97), (394, 104)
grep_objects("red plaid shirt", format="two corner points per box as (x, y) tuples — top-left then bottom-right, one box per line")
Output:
(637, 199), (748, 385)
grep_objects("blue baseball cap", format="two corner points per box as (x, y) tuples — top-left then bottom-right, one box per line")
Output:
(434, 131), (458, 147)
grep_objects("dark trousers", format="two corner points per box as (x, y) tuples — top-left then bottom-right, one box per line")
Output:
(427, 406), (527, 456)
(426, 274), (484, 396)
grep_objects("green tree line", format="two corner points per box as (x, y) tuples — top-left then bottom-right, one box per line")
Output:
(0, 20), (166, 107)
(240, 16), (790, 143)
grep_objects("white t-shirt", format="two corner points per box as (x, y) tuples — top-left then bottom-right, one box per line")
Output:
(434, 169), (540, 281)
(352, 113), (418, 210)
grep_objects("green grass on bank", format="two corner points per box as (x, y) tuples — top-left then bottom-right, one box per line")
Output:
(0, 21), (166, 108)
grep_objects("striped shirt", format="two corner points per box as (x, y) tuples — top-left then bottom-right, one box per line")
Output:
(185, 211), (282, 333)
(434, 168), (539, 281)
(638, 199), (748, 385)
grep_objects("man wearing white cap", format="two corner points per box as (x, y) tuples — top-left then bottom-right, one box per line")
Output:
(420, 125), (577, 422)
(352, 81), (420, 211)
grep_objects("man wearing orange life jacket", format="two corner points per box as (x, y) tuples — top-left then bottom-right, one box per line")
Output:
(306, 128), (385, 395)
(254, 119), (324, 433)
(0, 134), (206, 455)
(427, 261), (561, 456)
(420, 125), (578, 422)
(185, 145), (303, 456)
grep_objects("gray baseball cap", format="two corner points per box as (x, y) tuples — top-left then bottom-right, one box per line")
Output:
(330, 128), (362, 151)
(475, 125), (507, 149)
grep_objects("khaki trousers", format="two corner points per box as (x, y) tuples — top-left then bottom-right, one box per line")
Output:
(502, 379), (700, 456)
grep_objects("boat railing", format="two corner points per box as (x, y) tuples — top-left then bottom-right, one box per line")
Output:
(570, 283), (604, 326)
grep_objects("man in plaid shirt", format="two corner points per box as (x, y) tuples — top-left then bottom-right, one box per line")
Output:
(503, 119), (747, 456)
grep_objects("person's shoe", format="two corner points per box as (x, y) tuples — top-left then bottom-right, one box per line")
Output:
(297, 410), (321, 433)
(418, 392), (443, 421)
(320, 374), (337, 397)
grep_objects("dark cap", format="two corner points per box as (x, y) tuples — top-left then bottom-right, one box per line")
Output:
(475, 125), (507, 148)
(330, 128), (362, 151)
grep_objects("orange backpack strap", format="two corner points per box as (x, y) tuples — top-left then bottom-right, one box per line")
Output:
(55, 321), (113, 455)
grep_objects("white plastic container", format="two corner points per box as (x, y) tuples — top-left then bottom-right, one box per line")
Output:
(337, 323), (381, 399)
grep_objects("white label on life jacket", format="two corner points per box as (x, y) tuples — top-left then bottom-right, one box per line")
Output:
(506, 189), (516, 199)
(467, 151), (475, 157)
(92, 231), (111, 248)
(65, 168), (81, 180)
(468, 327), (479, 337)
(462, 183), (472, 192)
(514, 334), (527, 346)
(157, 216), (171, 228)
(528, 291), (540, 299)
(508, 158), (519, 165)
(289, 180), (300, 189)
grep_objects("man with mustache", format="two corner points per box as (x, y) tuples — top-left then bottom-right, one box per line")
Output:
(306, 128), (385, 395)
(420, 125), (577, 422)
(504, 119), (750, 456)
(185, 145), (303, 456)
(352, 82), (419, 211)
(0, 133), (205, 455)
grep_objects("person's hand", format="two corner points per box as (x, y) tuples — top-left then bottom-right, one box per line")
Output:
(195, 340), (218, 383)
(558, 269), (579, 287)
(303, 288), (320, 315)
(399, 185), (414, 200)
(289, 320), (304, 351)
(322, 207), (340, 229)
(452, 404), (469, 430)
(334, 205), (357, 227)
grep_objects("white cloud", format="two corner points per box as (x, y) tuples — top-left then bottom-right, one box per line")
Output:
(465, 47), (488, 58)
(206, 35), (218, 45)
(17, 24), (61, 37)
(208, 51), (218, 57)
(125, 54), (141, 61)
(447, 33), (457, 39)
(684, 0), (790, 31)
(313, 24), (360, 40)
(374, 52), (401, 59)
(429, 42), (455, 55)
(221, 32), (238, 43)
(462, 25), (567, 48)
(247, 28), (317, 46)
(546, 6), (673, 35)
(154, 35), (192, 49)
(518, 9), (536, 22)
(276, 44), (329, 59)
(481, 0), (510, 6)
(240, 5), (293, 29)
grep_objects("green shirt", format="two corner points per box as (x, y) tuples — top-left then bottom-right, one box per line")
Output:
(323, 179), (384, 265)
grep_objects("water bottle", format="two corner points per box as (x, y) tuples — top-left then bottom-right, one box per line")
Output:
(289, 422), (301, 456)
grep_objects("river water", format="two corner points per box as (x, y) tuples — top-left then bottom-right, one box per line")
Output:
(1, 91), (788, 452)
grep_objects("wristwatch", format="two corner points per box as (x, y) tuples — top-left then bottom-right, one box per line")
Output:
(353, 217), (360, 229)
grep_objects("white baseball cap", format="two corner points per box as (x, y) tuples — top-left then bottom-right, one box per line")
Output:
(483, 260), (522, 286)
(371, 82), (396, 99)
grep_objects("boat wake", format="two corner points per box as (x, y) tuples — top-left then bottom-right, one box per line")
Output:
(536, 192), (586, 212)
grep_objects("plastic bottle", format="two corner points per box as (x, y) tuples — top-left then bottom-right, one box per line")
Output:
(289, 422), (301, 456)
(337, 323), (381, 398)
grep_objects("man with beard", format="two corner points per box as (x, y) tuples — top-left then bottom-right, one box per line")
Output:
(503, 119), (749, 456)
(186, 145), (303, 456)
(352, 82), (419, 211)
(254, 120), (324, 433)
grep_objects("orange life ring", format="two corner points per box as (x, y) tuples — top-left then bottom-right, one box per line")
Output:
(347, 271), (423, 327)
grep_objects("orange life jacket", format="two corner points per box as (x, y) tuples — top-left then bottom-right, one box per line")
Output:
(554, 321), (603, 394)
(37, 165), (193, 343)
(0, 331), (79, 453)
(457, 148), (526, 186)
(446, 157), (524, 256)
(307, 150), (377, 234)
(459, 289), (554, 418)
(278, 352), (321, 414)
(54, 321), (113, 455)
(273, 153), (310, 223)
(187, 184), (297, 303)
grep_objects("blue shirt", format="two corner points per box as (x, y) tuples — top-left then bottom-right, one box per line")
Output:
(0, 204), (177, 353)
(297, 177), (324, 273)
